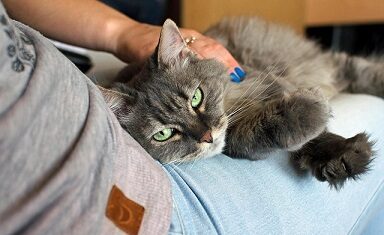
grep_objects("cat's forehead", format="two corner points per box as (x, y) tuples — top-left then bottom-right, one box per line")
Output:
(156, 65), (202, 88)
(146, 57), (225, 85)
(146, 87), (188, 108)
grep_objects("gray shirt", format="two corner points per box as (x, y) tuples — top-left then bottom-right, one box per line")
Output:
(0, 3), (171, 234)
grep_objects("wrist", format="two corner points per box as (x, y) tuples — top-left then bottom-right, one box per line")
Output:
(103, 16), (139, 57)
(111, 21), (162, 63)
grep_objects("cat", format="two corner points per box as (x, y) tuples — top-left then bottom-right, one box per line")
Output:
(99, 17), (383, 188)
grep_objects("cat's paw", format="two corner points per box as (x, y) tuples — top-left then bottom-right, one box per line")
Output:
(293, 132), (374, 189)
(280, 88), (330, 150)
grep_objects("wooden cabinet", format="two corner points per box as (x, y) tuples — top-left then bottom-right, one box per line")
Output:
(306, 0), (384, 26)
(181, 0), (384, 33)
(181, 0), (305, 33)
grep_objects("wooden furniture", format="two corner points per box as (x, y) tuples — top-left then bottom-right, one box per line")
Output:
(181, 0), (305, 33)
(306, 0), (384, 26)
(181, 0), (384, 33)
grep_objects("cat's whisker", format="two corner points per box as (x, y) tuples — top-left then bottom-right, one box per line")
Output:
(228, 115), (248, 125)
(189, 155), (201, 170)
(189, 159), (197, 169)
(227, 71), (281, 120)
(163, 159), (180, 166)
(227, 89), (278, 123)
(226, 61), (281, 114)
(226, 76), (272, 118)
(249, 65), (287, 100)
(226, 70), (272, 115)
(228, 83), (284, 124)
(227, 67), (287, 124)
(227, 86), (281, 120)
(226, 62), (283, 117)
(242, 71), (286, 108)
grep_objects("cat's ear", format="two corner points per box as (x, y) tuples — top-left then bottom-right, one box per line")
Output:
(98, 85), (137, 117)
(157, 19), (190, 66)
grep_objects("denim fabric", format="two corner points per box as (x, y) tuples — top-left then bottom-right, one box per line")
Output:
(164, 94), (384, 235)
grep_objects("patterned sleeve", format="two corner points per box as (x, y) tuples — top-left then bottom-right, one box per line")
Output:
(0, 4), (36, 114)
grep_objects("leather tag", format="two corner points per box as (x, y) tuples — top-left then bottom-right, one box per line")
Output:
(106, 185), (145, 235)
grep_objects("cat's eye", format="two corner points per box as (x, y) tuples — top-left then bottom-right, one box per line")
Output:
(153, 128), (174, 142)
(191, 88), (203, 108)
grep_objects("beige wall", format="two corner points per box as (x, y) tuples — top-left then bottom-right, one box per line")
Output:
(181, 0), (384, 33)
(306, 0), (384, 26)
(181, 0), (305, 33)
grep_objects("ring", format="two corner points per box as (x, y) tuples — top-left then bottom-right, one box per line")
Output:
(185, 36), (197, 45)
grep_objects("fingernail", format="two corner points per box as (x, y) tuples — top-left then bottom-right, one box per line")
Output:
(235, 67), (246, 78)
(230, 72), (241, 83)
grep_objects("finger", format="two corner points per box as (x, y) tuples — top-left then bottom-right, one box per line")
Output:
(185, 38), (206, 60)
(205, 46), (246, 82)
(224, 57), (246, 83)
(187, 37), (247, 82)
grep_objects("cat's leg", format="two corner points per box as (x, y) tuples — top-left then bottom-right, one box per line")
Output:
(291, 131), (374, 189)
(225, 88), (330, 159)
(332, 52), (384, 97)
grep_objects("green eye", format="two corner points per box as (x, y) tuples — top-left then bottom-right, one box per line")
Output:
(191, 88), (203, 108)
(153, 128), (174, 142)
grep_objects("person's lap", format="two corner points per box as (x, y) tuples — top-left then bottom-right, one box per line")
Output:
(163, 94), (384, 234)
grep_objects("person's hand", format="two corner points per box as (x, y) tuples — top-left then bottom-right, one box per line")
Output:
(180, 29), (246, 82)
(112, 22), (246, 81)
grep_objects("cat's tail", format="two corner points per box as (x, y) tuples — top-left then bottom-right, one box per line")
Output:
(331, 52), (384, 97)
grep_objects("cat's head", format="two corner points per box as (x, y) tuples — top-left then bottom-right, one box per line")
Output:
(102, 19), (229, 163)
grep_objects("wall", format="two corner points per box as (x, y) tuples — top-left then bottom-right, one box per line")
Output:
(181, 0), (305, 33)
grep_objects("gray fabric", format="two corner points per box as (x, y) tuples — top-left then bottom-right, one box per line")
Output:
(0, 3), (171, 235)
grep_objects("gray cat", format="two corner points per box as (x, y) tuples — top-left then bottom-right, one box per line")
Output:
(100, 18), (383, 188)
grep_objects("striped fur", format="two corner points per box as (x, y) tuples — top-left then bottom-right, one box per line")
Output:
(101, 18), (383, 187)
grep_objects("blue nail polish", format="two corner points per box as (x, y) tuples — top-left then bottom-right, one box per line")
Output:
(230, 72), (241, 83)
(235, 67), (246, 79)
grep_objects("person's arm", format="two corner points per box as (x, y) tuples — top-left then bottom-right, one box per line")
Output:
(3, 0), (136, 58)
(3, 0), (243, 75)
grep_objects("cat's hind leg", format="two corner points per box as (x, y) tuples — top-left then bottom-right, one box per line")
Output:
(291, 131), (374, 189)
(225, 88), (330, 159)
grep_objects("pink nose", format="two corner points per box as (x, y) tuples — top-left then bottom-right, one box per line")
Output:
(200, 130), (213, 143)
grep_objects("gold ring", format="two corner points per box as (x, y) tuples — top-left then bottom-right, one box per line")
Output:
(185, 36), (197, 45)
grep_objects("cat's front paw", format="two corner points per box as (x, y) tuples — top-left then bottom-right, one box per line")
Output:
(281, 88), (330, 150)
(293, 132), (374, 189)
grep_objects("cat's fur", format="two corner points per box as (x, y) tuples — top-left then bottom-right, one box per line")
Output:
(100, 18), (383, 188)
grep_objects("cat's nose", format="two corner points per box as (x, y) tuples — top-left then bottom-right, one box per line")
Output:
(199, 130), (213, 143)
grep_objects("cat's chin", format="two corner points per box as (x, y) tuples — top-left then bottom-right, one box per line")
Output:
(200, 117), (228, 159)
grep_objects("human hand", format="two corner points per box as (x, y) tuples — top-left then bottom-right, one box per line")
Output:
(180, 29), (246, 82)
(112, 22), (246, 81)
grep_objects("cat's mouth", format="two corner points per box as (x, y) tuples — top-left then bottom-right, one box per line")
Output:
(196, 115), (228, 158)
(164, 116), (228, 164)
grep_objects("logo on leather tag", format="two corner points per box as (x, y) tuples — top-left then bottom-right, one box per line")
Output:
(106, 185), (145, 235)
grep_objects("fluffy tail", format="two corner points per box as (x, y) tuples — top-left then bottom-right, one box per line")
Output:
(332, 52), (384, 97)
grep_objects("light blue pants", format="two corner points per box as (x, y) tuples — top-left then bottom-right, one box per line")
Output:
(164, 94), (384, 234)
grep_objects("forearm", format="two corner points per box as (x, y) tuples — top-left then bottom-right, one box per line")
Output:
(3, 0), (242, 69)
(3, 0), (135, 54)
